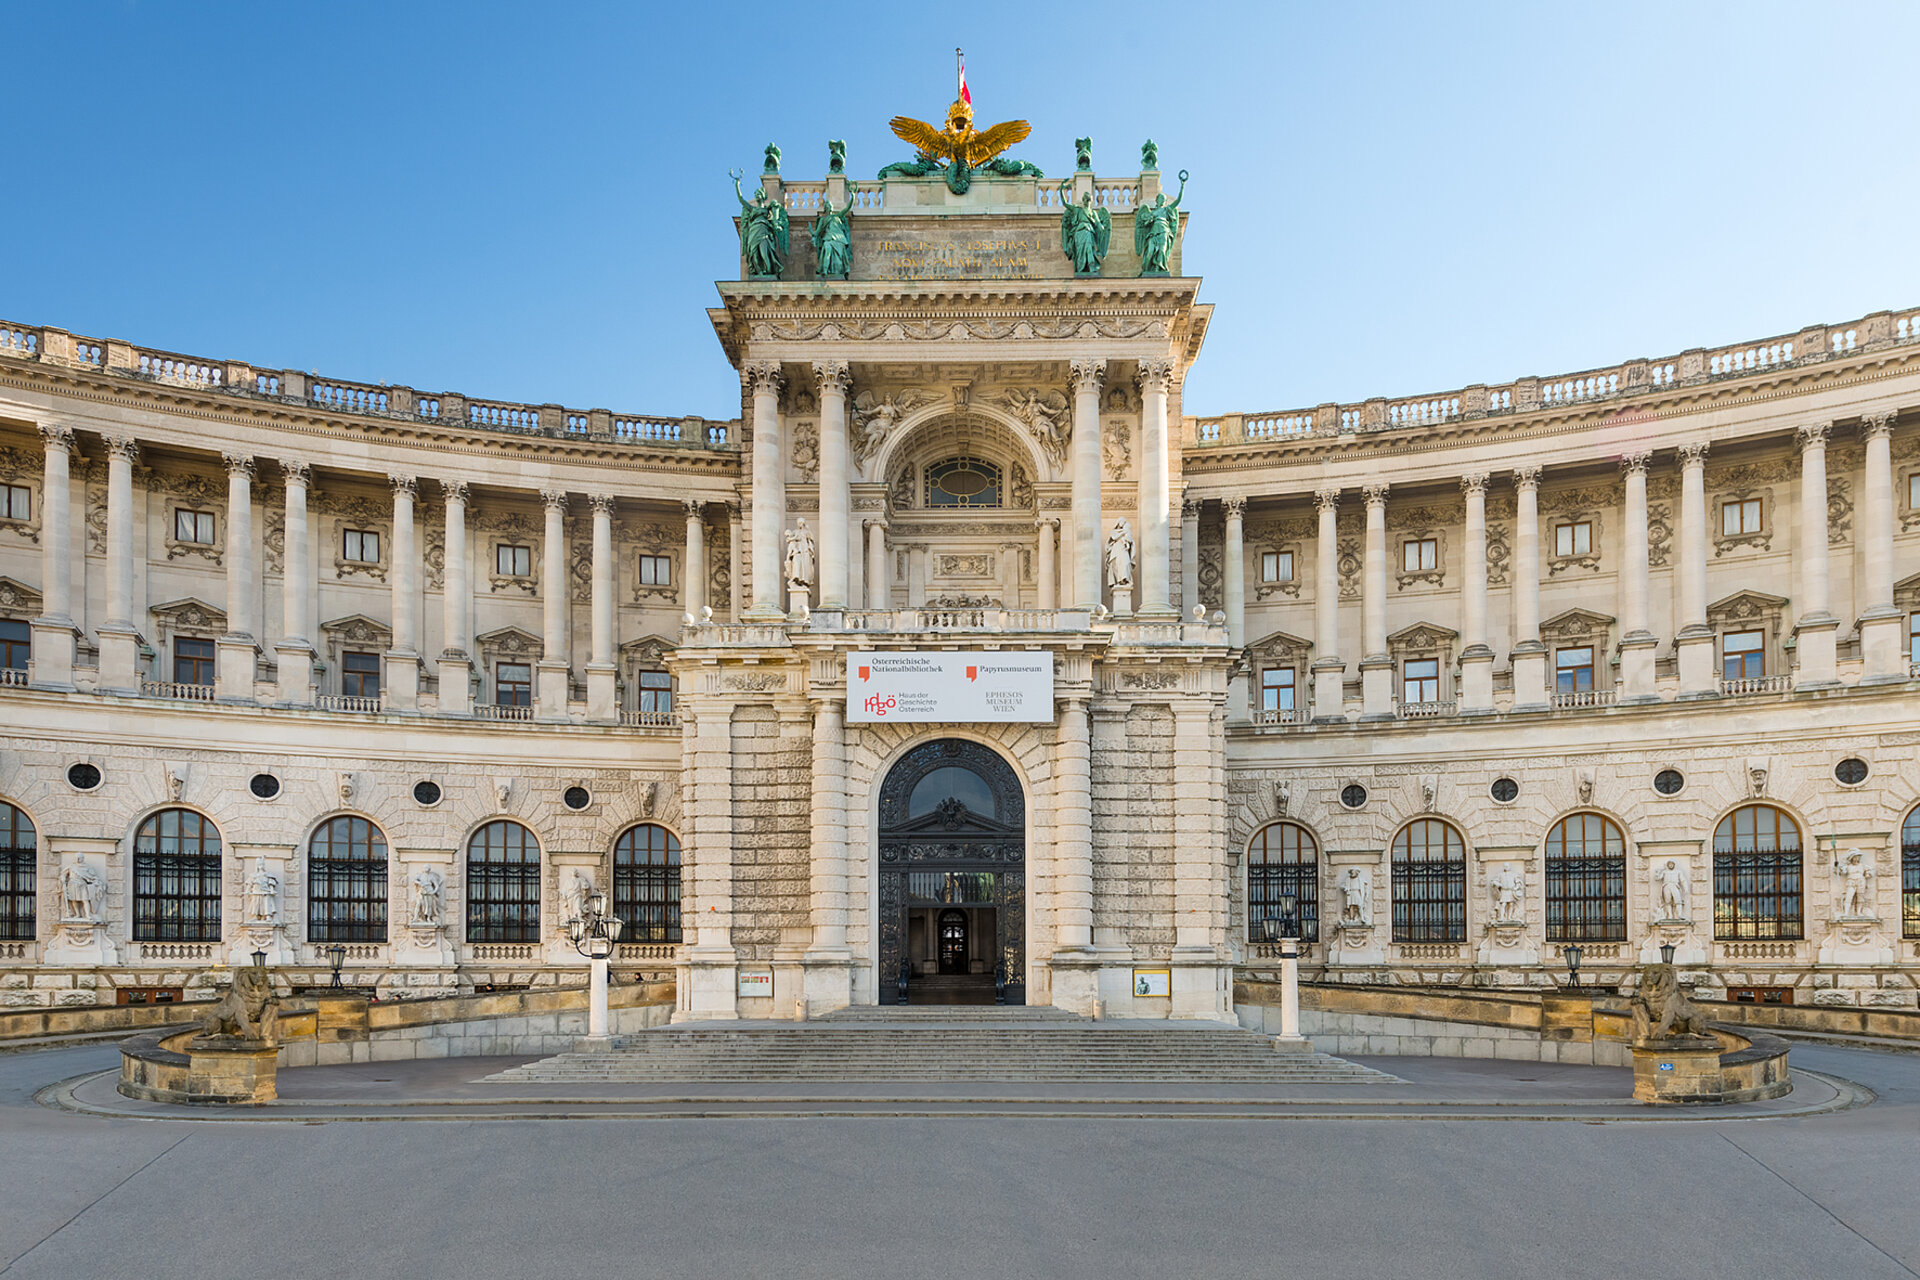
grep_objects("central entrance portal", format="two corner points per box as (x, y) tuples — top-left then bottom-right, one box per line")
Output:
(878, 739), (1025, 1005)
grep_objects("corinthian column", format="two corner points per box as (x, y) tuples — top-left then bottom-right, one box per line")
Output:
(1794, 421), (1840, 688)
(1618, 451), (1659, 704)
(98, 436), (143, 694)
(1036, 517), (1057, 610)
(586, 493), (617, 722)
(1460, 473), (1493, 714)
(1136, 360), (1175, 616)
(1069, 359), (1105, 610)
(1675, 444), (1717, 699)
(1180, 496), (1201, 616)
(814, 361), (851, 611)
(1358, 482), (1392, 720)
(385, 474), (421, 710)
(1510, 467), (1547, 711)
(744, 362), (786, 619)
(28, 425), (76, 688)
(1223, 496), (1248, 724)
(274, 459), (315, 705)
(215, 453), (258, 702)
(683, 500), (706, 617)
(537, 489), (570, 719)
(1311, 487), (1344, 721)
(437, 480), (472, 714)
(1858, 413), (1905, 682)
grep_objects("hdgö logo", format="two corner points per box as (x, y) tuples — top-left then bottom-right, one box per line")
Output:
(864, 693), (897, 717)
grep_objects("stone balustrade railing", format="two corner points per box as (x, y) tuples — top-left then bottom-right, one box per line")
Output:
(0, 319), (737, 450)
(1189, 304), (1920, 448)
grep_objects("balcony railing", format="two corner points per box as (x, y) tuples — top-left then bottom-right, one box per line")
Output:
(617, 943), (681, 961)
(840, 607), (1093, 633)
(1550, 688), (1617, 710)
(315, 694), (384, 714)
(1393, 698), (1455, 720)
(618, 709), (681, 730)
(0, 667), (27, 687)
(142, 681), (215, 702)
(473, 703), (534, 721)
(1719, 675), (1792, 697)
(1249, 707), (1303, 727)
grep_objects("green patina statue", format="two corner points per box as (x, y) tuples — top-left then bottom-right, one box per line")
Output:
(1141, 139), (1158, 171)
(731, 168), (790, 278)
(763, 143), (782, 175)
(1074, 137), (1092, 171)
(811, 194), (853, 279)
(827, 139), (846, 174)
(1059, 184), (1111, 276)
(1133, 168), (1187, 276)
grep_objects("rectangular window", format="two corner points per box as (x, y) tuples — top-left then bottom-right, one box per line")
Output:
(1260, 550), (1293, 583)
(496, 544), (532, 577)
(1402, 657), (1440, 704)
(1910, 613), (1920, 667)
(174, 509), (216, 544)
(1402, 538), (1437, 572)
(1721, 498), (1762, 537)
(341, 651), (381, 699)
(0, 618), (28, 670)
(1260, 666), (1295, 712)
(1554, 521), (1592, 556)
(638, 554), (672, 587)
(497, 662), (532, 707)
(0, 485), (28, 521)
(1722, 629), (1765, 681)
(1555, 646), (1594, 693)
(1910, 473), (1920, 513)
(342, 528), (380, 563)
(1545, 856), (1628, 942)
(637, 670), (673, 714)
(174, 637), (215, 686)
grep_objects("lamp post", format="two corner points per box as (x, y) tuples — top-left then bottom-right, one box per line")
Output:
(567, 887), (623, 1048)
(328, 944), (347, 989)
(1564, 943), (1584, 990)
(1262, 894), (1305, 1045)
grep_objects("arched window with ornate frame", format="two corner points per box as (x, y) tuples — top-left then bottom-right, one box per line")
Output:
(925, 456), (1002, 508)
(1899, 806), (1920, 939)
(1247, 821), (1318, 942)
(1391, 818), (1467, 942)
(465, 820), (541, 943)
(1712, 804), (1802, 940)
(0, 801), (35, 941)
(133, 808), (223, 942)
(308, 815), (390, 943)
(1543, 812), (1627, 941)
(613, 824), (682, 944)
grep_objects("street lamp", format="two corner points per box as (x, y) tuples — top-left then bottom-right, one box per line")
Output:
(1659, 941), (1676, 965)
(250, 948), (267, 970)
(328, 944), (347, 989)
(1264, 895), (1304, 1044)
(567, 887), (624, 1046)
(1564, 943), (1584, 989)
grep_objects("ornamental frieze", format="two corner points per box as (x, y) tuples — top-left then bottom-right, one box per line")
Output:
(748, 317), (1170, 343)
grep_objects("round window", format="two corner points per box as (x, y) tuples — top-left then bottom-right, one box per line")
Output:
(66, 762), (102, 791)
(412, 780), (442, 807)
(249, 773), (281, 800)
(1340, 783), (1368, 810)
(563, 785), (592, 811)
(1490, 777), (1519, 804)
(1835, 757), (1868, 786)
(1653, 768), (1685, 796)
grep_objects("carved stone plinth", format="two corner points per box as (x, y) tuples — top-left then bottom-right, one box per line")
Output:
(394, 922), (456, 968)
(1637, 919), (1707, 967)
(1110, 586), (1133, 616)
(1326, 921), (1384, 967)
(1816, 916), (1896, 966)
(42, 919), (117, 966)
(226, 922), (295, 968)
(185, 1035), (279, 1103)
(1476, 920), (1538, 967)
(1632, 1035), (1724, 1104)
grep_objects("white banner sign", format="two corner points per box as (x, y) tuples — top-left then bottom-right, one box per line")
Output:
(846, 651), (1054, 723)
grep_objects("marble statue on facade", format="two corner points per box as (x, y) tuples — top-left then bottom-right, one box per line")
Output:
(1133, 170), (1186, 276)
(1834, 848), (1874, 918)
(1488, 864), (1525, 924)
(810, 194), (853, 280)
(60, 855), (107, 923)
(1059, 188), (1111, 276)
(1337, 866), (1373, 927)
(1653, 859), (1690, 920)
(1104, 519), (1135, 589)
(561, 869), (595, 927)
(1002, 388), (1069, 470)
(410, 866), (446, 928)
(243, 858), (282, 926)
(784, 519), (816, 590)
(731, 169), (790, 277)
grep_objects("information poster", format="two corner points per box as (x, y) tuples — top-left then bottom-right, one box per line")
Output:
(846, 651), (1054, 723)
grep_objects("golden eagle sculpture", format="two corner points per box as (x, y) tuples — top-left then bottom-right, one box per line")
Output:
(878, 51), (1043, 194)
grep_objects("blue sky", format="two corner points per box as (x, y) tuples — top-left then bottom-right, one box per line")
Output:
(7, 3), (1917, 421)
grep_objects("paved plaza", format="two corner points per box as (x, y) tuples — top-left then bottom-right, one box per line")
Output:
(2, 1041), (1915, 1279)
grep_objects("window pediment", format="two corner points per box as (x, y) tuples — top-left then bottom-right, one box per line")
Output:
(319, 614), (393, 649)
(475, 625), (544, 664)
(148, 597), (228, 636)
(1388, 621), (1458, 655)
(1247, 628), (1312, 664)
(1706, 590), (1788, 632)
(0, 576), (42, 619)
(1540, 607), (1616, 645)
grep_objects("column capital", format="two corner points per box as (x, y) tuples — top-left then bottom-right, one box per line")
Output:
(106, 435), (141, 464)
(540, 489), (570, 513)
(1224, 495), (1248, 519)
(388, 473), (418, 501)
(221, 452), (256, 480)
(1312, 486), (1339, 513)
(1618, 450), (1652, 477)
(1362, 481), (1389, 509)
(744, 360), (785, 393)
(810, 360), (851, 393)
(1796, 420), (1833, 450)
(279, 458), (310, 487)
(1135, 359), (1175, 393)
(37, 423), (75, 455)
(1034, 515), (1060, 532)
(1677, 441), (1710, 468)
(1181, 496), (1202, 520)
(1863, 410), (1897, 439)
(588, 493), (617, 517)
(440, 478), (470, 505)
(683, 498), (705, 520)
(1069, 358), (1107, 394)
(1513, 465), (1542, 492)
(1460, 472), (1489, 496)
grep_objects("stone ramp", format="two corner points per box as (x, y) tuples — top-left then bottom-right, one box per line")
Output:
(484, 1013), (1400, 1085)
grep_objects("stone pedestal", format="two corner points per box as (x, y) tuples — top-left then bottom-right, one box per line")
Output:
(1816, 916), (1897, 966)
(274, 641), (315, 706)
(1793, 616), (1840, 689)
(1675, 628), (1718, 699)
(1358, 656), (1392, 721)
(1310, 659), (1347, 723)
(1168, 946), (1233, 1022)
(1632, 1035), (1723, 1104)
(394, 922), (457, 968)
(1540, 991), (1595, 1042)
(97, 624), (145, 695)
(226, 922), (295, 968)
(384, 650), (420, 711)
(1110, 586), (1133, 616)
(1637, 919), (1708, 967)
(1618, 634), (1659, 704)
(535, 660), (570, 723)
(1475, 920), (1540, 968)
(675, 945), (741, 1021)
(42, 919), (117, 966)
(214, 635), (258, 703)
(436, 654), (473, 716)
(1458, 648), (1494, 715)
(28, 617), (78, 690)
(1510, 642), (1548, 711)
(186, 1036), (279, 1103)
(1326, 921), (1385, 967)
(801, 948), (855, 1018)
(586, 661), (618, 724)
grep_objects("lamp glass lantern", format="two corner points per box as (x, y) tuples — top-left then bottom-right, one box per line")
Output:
(1659, 941), (1676, 965)
(1564, 943), (1583, 987)
(250, 948), (267, 969)
(328, 944), (347, 988)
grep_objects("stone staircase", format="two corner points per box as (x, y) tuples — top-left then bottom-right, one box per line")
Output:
(484, 1008), (1400, 1085)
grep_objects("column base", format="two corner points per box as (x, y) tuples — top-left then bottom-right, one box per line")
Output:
(674, 945), (742, 1021)
(1358, 656), (1393, 721)
(1618, 633), (1660, 704)
(535, 660), (571, 723)
(1511, 644), (1548, 712)
(384, 649), (420, 712)
(215, 634), (260, 703)
(98, 623), (146, 695)
(801, 947), (855, 1018)
(1675, 627), (1719, 700)
(28, 615), (79, 690)
(1792, 615), (1840, 690)
(274, 641), (314, 706)
(586, 661), (618, 724)
(436, 653), (473, 715)
(1459, 648), (1494, 714)
(1858, 610), (1908, 684)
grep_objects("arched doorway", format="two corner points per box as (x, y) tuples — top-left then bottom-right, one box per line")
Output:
(878, 738), (1025, 1005)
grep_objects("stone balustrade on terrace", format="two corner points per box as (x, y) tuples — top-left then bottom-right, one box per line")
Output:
(680, 609), (1229, 646)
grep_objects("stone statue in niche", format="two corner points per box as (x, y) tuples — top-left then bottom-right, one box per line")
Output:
(410, 866), (446, 928)
(60, 855), (107, 923)
(1337, 866), (1373, 927)
(784, 519), (817, 589)
(561, 869), (595, 926)
(243, 858), (282, 926)
(1272, 780), (1290, 817)
(1104, 518), (1135, 588)
(730, 169), (790, 278)
(1834, 848), (1874, 919)
(1488, 864), (1525, 924)
(1653, 859), (1690, 921)
(1133, 169), (1187, 276)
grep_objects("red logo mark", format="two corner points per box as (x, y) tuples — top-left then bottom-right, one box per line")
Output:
(965, 666), (978, 682)
(863, 693), (896, 717)
(858, 666), (870, 680)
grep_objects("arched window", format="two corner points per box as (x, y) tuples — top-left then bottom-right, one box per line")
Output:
(1713, 805), (1802, 941)
(134, 809), (222, 942)
(1247, 822), (1318, 943)
(1900, 808), (1920, 939)
(925, 456), (1002, 508)
(0, 802), (34, 941)
(613, 824), (682, 944)
(1544, 813), (1627, 942)
(1391, 819), (1466, 942)
(308, 816), (389, 943)
(466, 821), (541, 943)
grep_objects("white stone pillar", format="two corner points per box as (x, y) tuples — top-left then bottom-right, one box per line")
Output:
(745, 362), (786, 618)
(537, 489), (570, 718)
(1859, 413), (1904, 683)
(1618, 451), (1658, 703)
(215, 453), (258, 702)
(683, 500), (706, 617)
(1222, 497), (1246, 646)
(1053, 697), (1093, 954)
(1136, 360), (1174, 616)
(803, 698), (852, 1014)
(1036, 517), (1057, 611)
(1794, 421), (1839, 688)
(1511, 467), (1547, 710)
(1359, 482), (1392, 720)
(273, 459), (315, 705)
(1180, 496), (1201, 616)
(98, 436), (143, 693)
(437, 480), (472, 715)
(586, 493), (617, 722)
(1674, 444), (1716, 699)
(1069, 359), (1106, 609)
(1311, 486), (1344, 721)
(727, 502), (744, 621)
(678, 702), (738, 1020)
(866, 520), (888, 612)
(1169, 703), (1230, 1021)
(384, 474), (420, 710)
(1460, 472), (1493, 714)
(814, 361), (850, 611)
